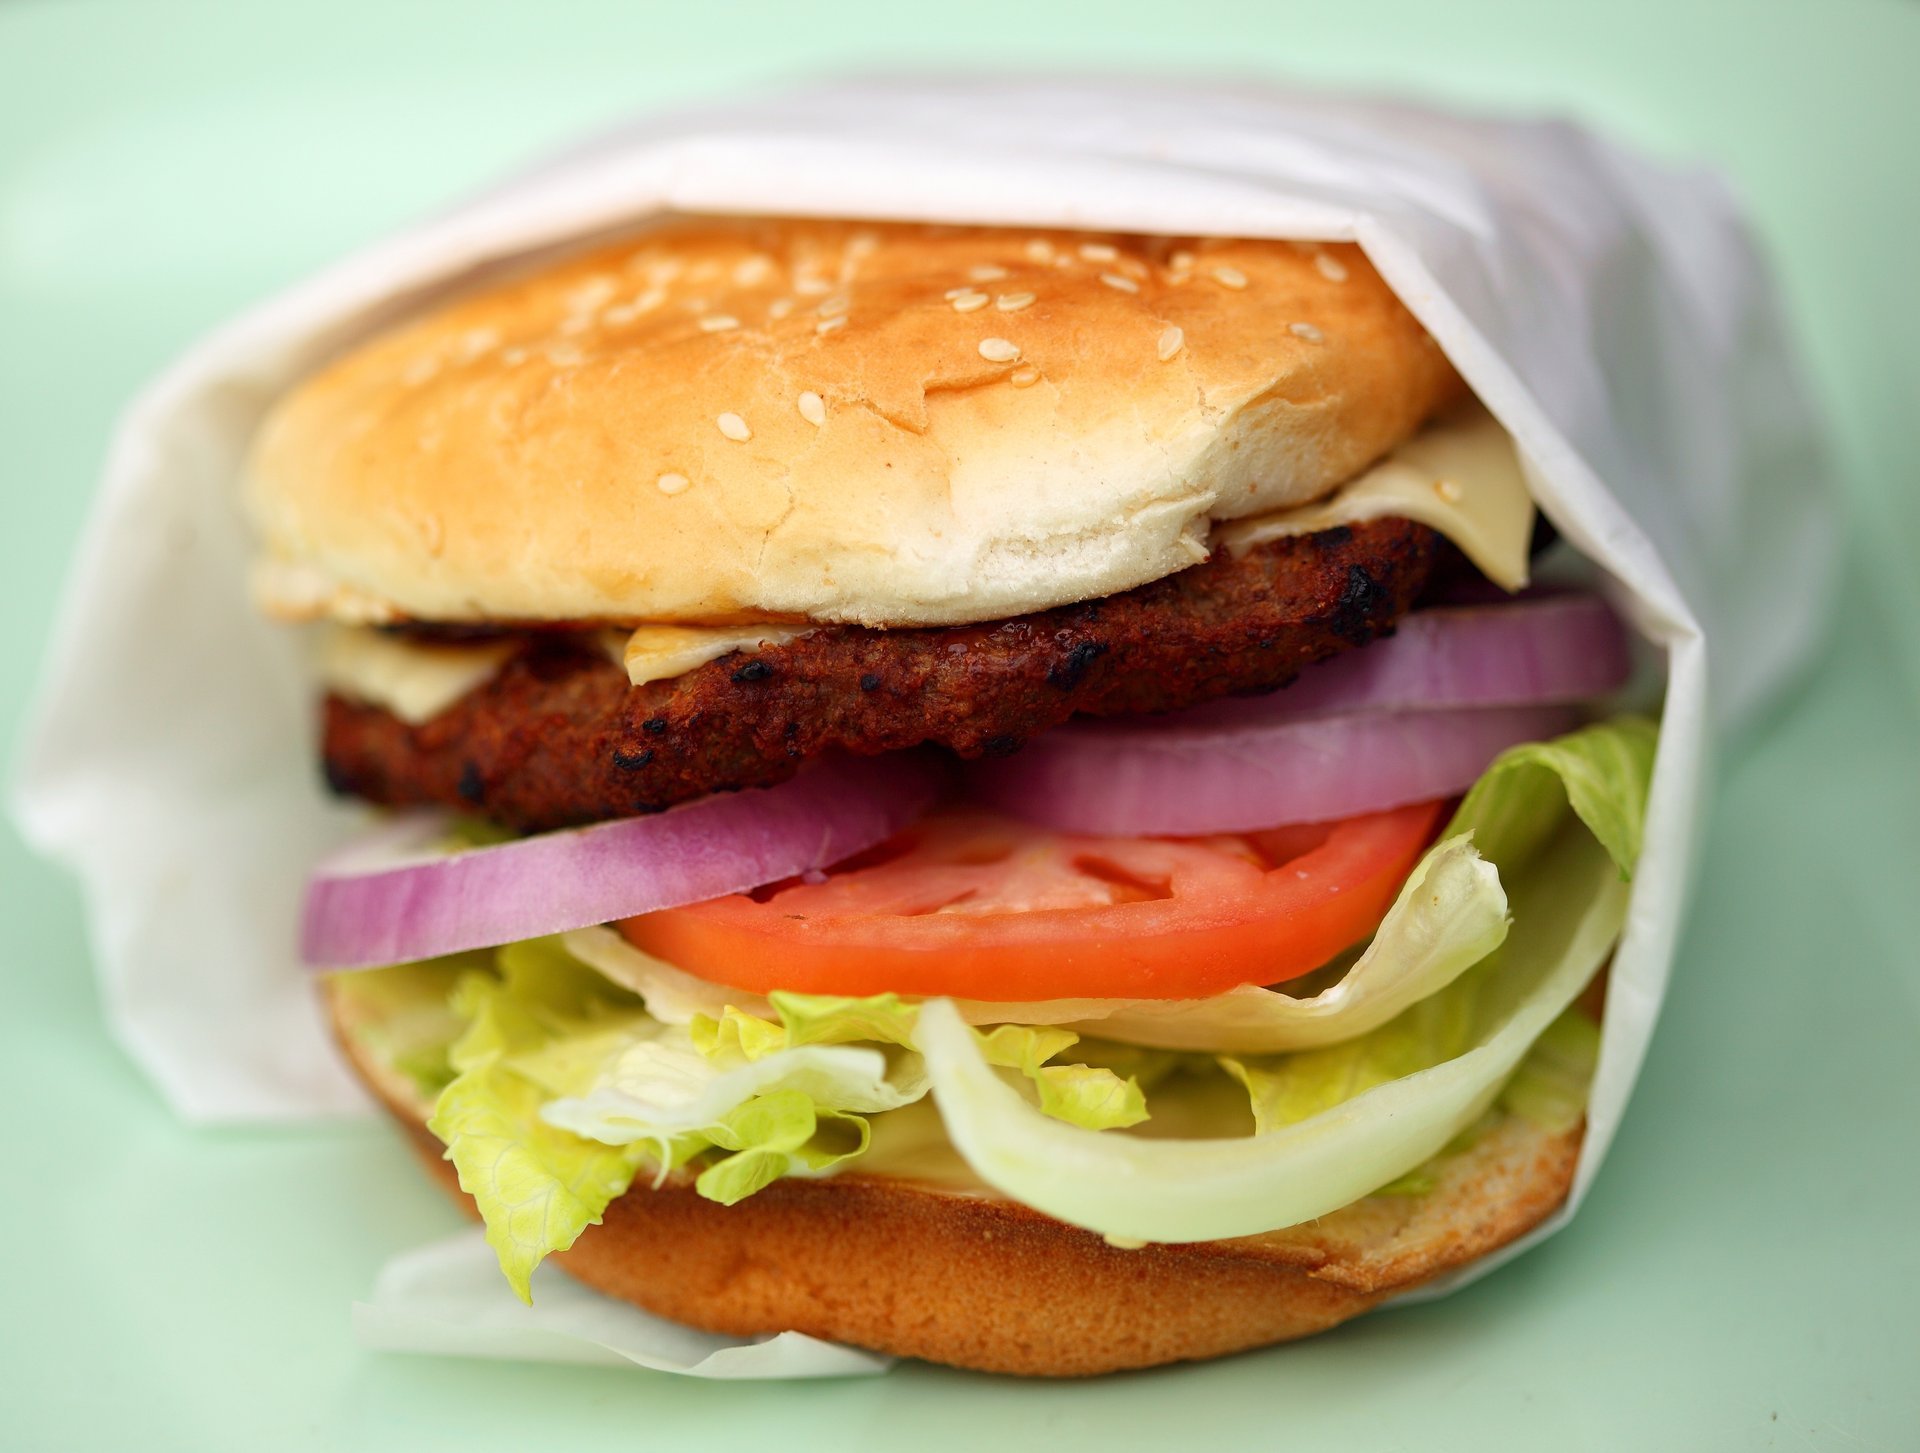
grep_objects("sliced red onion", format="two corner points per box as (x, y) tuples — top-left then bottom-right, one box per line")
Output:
(1164, 594), (1630, 730)
(968, 704), (1582, 836)
(302, 753), (944, 970)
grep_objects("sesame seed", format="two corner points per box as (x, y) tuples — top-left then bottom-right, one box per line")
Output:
(798, 391), (826, 426)
(768, 298), (795, 320)
(951, 290), (990, 313)
(733, 256), (774, 286)
(1169, 250), (1195, 273)
(996, 292), (1035, 312)
(1212, 266), (1248, 290)
(1290, 321), (1325, 343)
(968, 264), (1009, 282)
(459, 326), (500, 357)
(1025, 239), (1054, 261)
(699, 315), (741, 333)
(847, 232), (879, 258)
(717, 412), (752, 442)
(978, 337), (1021, 363)
(401, 357), (439, 386)
(817, 295), (850, 316)
(944, 286), (973, 300)
(501, 347), (528, 365)
(602, 304), (638, 326)
(1100, 272), (1140, 293)
(633, 288), (666, 312)
(564, 278), (616, 313)
(546, 344), (585, 367)
(558, 314), (593, 336)
(1009, 365), (1041, 388)
(1157, 325), (1185, 361)
(815, 315), (848, 336)
(1079, 242), (1119, 262)
(656, 472), (691, 496)
(1434, 478), (1464, 503)
(1314, 253), (1349, 283)
(794, 276), (830, 297)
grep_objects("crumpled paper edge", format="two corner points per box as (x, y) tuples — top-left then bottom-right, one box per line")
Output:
(353, 1230), (890, 1378)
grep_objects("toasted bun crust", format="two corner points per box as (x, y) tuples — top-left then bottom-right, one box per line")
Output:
(330, 985), (1580, 1376)
(250, 221), (1461, 628)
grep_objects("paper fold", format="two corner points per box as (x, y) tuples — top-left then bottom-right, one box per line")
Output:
(10, 77), (1836, 1373)
(354, 1231), (890, 1378)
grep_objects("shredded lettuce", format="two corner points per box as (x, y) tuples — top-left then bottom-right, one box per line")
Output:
(404, 961), (1151, 1293)
(1447, 716), (1657, 877)
(345, 717), (1653, 1294)
(327, 953), (477, 1098)
(691, 1091), (873, 1205)
(913, 717), (1655, 1243)
(424, 942), (659, 1301)
(1498, 1006), (1604, 1134)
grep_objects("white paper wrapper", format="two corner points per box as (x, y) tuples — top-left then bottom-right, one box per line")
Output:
(11, 78), (1835, 1372)
(353, 1230), (890, 1378)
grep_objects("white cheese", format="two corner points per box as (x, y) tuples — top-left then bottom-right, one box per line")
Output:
(1215, 400), (1536, 590)
(317, 628), (518, 725)
(620, 623), (815, 687)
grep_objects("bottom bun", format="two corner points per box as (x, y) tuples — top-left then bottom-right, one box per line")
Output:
(333, 985), (1582, 1376)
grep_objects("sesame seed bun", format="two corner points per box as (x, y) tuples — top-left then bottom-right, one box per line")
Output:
(248, 220), (1461, 629)
(329, 981), (1581, 1377)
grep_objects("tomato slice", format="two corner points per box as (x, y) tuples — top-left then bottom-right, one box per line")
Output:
(618, 799), (1444, 1001)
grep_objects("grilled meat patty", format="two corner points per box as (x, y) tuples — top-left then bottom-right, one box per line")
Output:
(322, 518), (1442, 832)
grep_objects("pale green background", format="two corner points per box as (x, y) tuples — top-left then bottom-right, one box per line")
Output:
(2, 1), (1916, 1448)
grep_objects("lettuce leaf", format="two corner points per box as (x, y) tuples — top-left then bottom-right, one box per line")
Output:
(325, 954), (478, 1099)
(1308, 1004), (1604, 1200)
(379, 718), (1652, 1292)
(693, 1092), (872, 1204)
(428, 1064), (655, 1301)
(1052, 833), (1509, 1052)
(914, 717), (1655, 1244)
(1447, 716), (1657, 877)
(974, 1023), (1150, 1129)
(1219, 985), (1477, 1135)
(918, 827), (1626, 1243)
(1499, 1007), (1604, 1133)
(550, 995), (1147, 1146)
(426, 948), (657, 1301)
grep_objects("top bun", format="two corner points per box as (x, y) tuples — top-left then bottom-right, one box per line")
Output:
(246, 219), (1460, 628)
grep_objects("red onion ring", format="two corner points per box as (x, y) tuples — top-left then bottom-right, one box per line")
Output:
(302, 753), (944, 970)
(1166, 594), (1630, 729)
(966, 593), (1629, 836)
(968, 704), (1584, 836)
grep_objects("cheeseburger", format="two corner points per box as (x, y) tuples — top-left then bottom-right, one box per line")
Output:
(252, 218), (1653, 1375)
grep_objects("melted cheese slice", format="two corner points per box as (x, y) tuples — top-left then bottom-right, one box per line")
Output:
(315, 405), (1533, 720)
(620, 624), (815, 687)
(1216, 400), (1535, 590)
(317, 628), (519, 725)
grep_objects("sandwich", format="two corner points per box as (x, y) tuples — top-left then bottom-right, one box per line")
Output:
(250, 217), (1655, 1376)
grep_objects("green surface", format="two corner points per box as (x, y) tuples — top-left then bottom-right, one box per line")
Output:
(2, 0), (1916, 1447)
